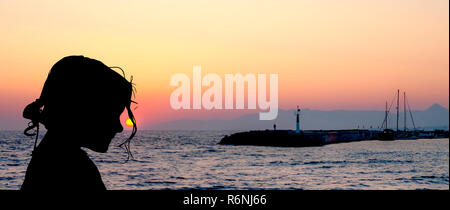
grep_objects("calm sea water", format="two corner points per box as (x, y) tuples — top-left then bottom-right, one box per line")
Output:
(0, 130), (448, 190)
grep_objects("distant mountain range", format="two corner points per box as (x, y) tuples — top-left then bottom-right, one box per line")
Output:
(148, 104), (449, 131)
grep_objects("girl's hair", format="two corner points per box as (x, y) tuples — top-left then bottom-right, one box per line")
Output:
(23, 56), (137, 161)
(110, 66), (138, 161)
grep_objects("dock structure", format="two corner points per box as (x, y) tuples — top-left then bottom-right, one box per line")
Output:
(218, 129), (448, 147)
(218, 129), (380, 147)
(218, 100), (448, 147)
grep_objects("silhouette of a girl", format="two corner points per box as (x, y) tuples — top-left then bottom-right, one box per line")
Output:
(21, 55), (137, 190)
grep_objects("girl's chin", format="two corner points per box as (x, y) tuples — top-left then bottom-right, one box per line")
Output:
(85, 144), (109, 153)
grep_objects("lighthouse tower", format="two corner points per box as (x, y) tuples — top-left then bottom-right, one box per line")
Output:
(296, 106), (301, 134)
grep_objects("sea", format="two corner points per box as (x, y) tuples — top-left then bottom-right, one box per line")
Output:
(0, 130), (448, 190)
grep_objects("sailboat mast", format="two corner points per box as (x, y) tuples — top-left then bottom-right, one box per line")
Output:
(396, 89), (399, 132)
(384, 101), (388, 129)
(404, 92), (406, 132)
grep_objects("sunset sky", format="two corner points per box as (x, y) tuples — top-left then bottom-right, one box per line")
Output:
(0, 0), (448, 129)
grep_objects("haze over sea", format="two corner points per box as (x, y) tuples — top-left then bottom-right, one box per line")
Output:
(1, 130), (448, 190)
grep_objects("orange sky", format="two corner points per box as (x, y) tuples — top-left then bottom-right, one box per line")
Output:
(0, 0), (448, 129)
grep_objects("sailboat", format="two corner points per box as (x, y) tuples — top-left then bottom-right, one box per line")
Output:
(379, 90), (417, 140)
(379, 99), (395, 140)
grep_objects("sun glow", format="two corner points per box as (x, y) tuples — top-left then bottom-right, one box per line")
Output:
(125, 118), (134, 127)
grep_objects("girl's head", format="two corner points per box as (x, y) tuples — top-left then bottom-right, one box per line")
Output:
(23, 56), (136, 155)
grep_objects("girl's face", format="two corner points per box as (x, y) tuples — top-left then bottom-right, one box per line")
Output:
(78, 103), (126, 153)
